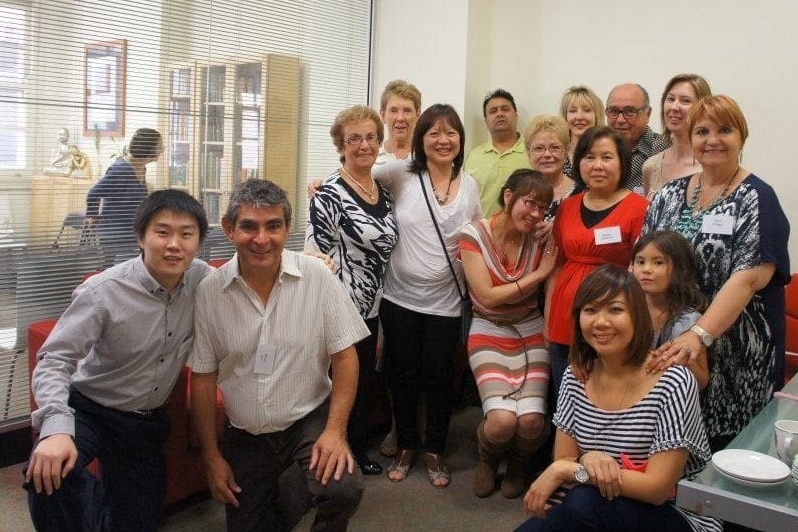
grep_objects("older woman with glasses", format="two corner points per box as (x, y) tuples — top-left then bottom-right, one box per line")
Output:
(305, 105), (399, 476)
(524, 115), (577, 224)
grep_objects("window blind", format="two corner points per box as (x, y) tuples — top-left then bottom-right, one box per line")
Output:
(0, 0), (373, 429)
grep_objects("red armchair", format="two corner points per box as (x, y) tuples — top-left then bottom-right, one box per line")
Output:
(785, 273), (798, 384)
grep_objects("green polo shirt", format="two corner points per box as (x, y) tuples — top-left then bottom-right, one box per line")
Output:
(464, 134), (531, 216)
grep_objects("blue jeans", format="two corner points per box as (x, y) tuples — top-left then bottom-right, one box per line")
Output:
(514, 484), (692, 532)
(25, 388), (170, 532)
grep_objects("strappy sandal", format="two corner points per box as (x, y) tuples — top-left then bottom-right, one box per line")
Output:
(424, 452), (451, 488)
(387, 449), (416, 482)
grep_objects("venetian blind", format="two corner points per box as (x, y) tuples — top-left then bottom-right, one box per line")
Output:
(0, 0), (373, 428)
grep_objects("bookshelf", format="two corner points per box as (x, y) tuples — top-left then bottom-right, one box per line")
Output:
(160, 54), (300, 226)
(166, 65), (195, 190)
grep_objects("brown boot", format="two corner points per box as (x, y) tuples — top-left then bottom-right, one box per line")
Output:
(501, 426), (550, 499)
(474, 420), (512, 498)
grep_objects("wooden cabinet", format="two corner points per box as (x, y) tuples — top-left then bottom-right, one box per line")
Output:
(160, 55), (300, 226)
(28, 176), (94, 245)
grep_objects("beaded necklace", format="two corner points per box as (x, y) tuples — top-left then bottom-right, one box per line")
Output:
(674, 168), (739, 239)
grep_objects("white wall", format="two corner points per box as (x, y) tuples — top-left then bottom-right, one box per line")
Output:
(372, 0), (797, 263)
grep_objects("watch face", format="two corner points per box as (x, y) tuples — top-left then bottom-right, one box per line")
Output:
(575, 465), (589, 483)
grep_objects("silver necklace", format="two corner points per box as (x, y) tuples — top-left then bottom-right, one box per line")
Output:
(340, 166), (375, 200)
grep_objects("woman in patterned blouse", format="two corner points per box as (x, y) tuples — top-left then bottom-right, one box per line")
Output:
(305, 105), (399, 476)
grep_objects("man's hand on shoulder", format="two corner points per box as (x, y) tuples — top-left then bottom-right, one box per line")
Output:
(25, 433), (78, 495)
(309, 428), (355, 485)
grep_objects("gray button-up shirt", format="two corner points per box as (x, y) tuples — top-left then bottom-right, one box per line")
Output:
(31, 255), (211, 439)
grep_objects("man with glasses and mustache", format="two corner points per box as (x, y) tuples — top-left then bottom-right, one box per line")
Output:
(605, 83), (668, 194)
(465, 89), (532, 216)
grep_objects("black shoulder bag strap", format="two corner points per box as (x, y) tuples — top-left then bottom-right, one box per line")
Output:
(417, 172), (467, 300)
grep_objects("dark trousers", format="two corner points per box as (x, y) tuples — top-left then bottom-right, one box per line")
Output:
(514, 484), (693, 532)
(223, 401), (364, 532)
(348, 317), (379, 459)
(379, 299), (459, 454)
(24, 389), (170, 532)
(548, 342), (570, 411)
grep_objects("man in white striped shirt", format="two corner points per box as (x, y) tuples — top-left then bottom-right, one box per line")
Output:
(189, 178), (368, 531)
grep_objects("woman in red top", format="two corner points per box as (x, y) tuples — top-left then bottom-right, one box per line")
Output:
(544, 126), (648, 404)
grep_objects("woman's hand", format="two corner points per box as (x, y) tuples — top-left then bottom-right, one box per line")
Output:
(304, 250), (336, 273)
(534, 220), (553, 242)
(523, 461), (571, 518)
(537, 240), (558, 277)
(579, 451), (622, 500)
(307, 179), (323, 199)
(646, 332), (701, 374)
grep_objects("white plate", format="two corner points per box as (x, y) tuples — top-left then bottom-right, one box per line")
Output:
(712, 449), (790, 483)
(715, 466), (789, 489)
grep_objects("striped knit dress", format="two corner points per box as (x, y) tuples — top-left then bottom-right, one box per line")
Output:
(460, 219), (550, 415)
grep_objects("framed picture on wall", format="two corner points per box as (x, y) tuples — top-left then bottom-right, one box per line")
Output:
(83, 39), (127, 138)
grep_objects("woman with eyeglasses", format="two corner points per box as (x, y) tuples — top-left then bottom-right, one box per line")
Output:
(642, 74), (712, 199)
(524, 115), (577, 224)
(558, 86), (605, 178)
(544, 126), (648, 407)
(305, 105), (399, 476)
(374, 104), (482, 488)
(460, 169), (558, 499)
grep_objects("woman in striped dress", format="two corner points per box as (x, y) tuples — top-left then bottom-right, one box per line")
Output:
(460, 169), (558, 499)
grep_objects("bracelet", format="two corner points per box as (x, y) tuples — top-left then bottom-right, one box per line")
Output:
(515, 281), (523, 295)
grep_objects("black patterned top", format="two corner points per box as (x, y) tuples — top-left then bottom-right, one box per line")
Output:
(305, 171), (399, 319)
(643, 174), (791, 444)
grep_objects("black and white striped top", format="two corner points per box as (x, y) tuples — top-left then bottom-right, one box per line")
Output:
(554, 365), (722, 532)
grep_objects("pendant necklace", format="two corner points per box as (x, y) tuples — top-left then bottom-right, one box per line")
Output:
(432, 177), (453, 205)
(340, 166), (375, 200)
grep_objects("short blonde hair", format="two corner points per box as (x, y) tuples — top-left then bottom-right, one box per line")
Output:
(559, 86), (606, 128)
(523, 114), (570, 152)
(379, 79), (422, 113)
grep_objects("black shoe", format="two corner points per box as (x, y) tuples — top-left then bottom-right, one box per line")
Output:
(357, 456), (383, 475)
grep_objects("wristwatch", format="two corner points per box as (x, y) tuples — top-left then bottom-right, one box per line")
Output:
(690, 324), (714, 347)
(574, 464), (590, 484)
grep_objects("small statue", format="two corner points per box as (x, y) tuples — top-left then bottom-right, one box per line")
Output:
(43, 128), (92, 177)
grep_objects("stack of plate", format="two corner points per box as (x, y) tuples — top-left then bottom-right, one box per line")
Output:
(711, 449), (790, 488)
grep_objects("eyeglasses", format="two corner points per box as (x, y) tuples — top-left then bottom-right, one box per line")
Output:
(530, 144), (564, 157)
(343, 134), (379, 146)
(605, 106), (647, 119)
(520, 197), (549, 213)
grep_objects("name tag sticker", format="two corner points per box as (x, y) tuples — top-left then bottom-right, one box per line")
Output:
(700, 214), (734, 235)
(254, 344), (277, 375)
(594, 226), (622, 245)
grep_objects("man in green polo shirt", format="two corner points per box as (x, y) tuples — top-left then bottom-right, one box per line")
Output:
(464, 89), (532, 216)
